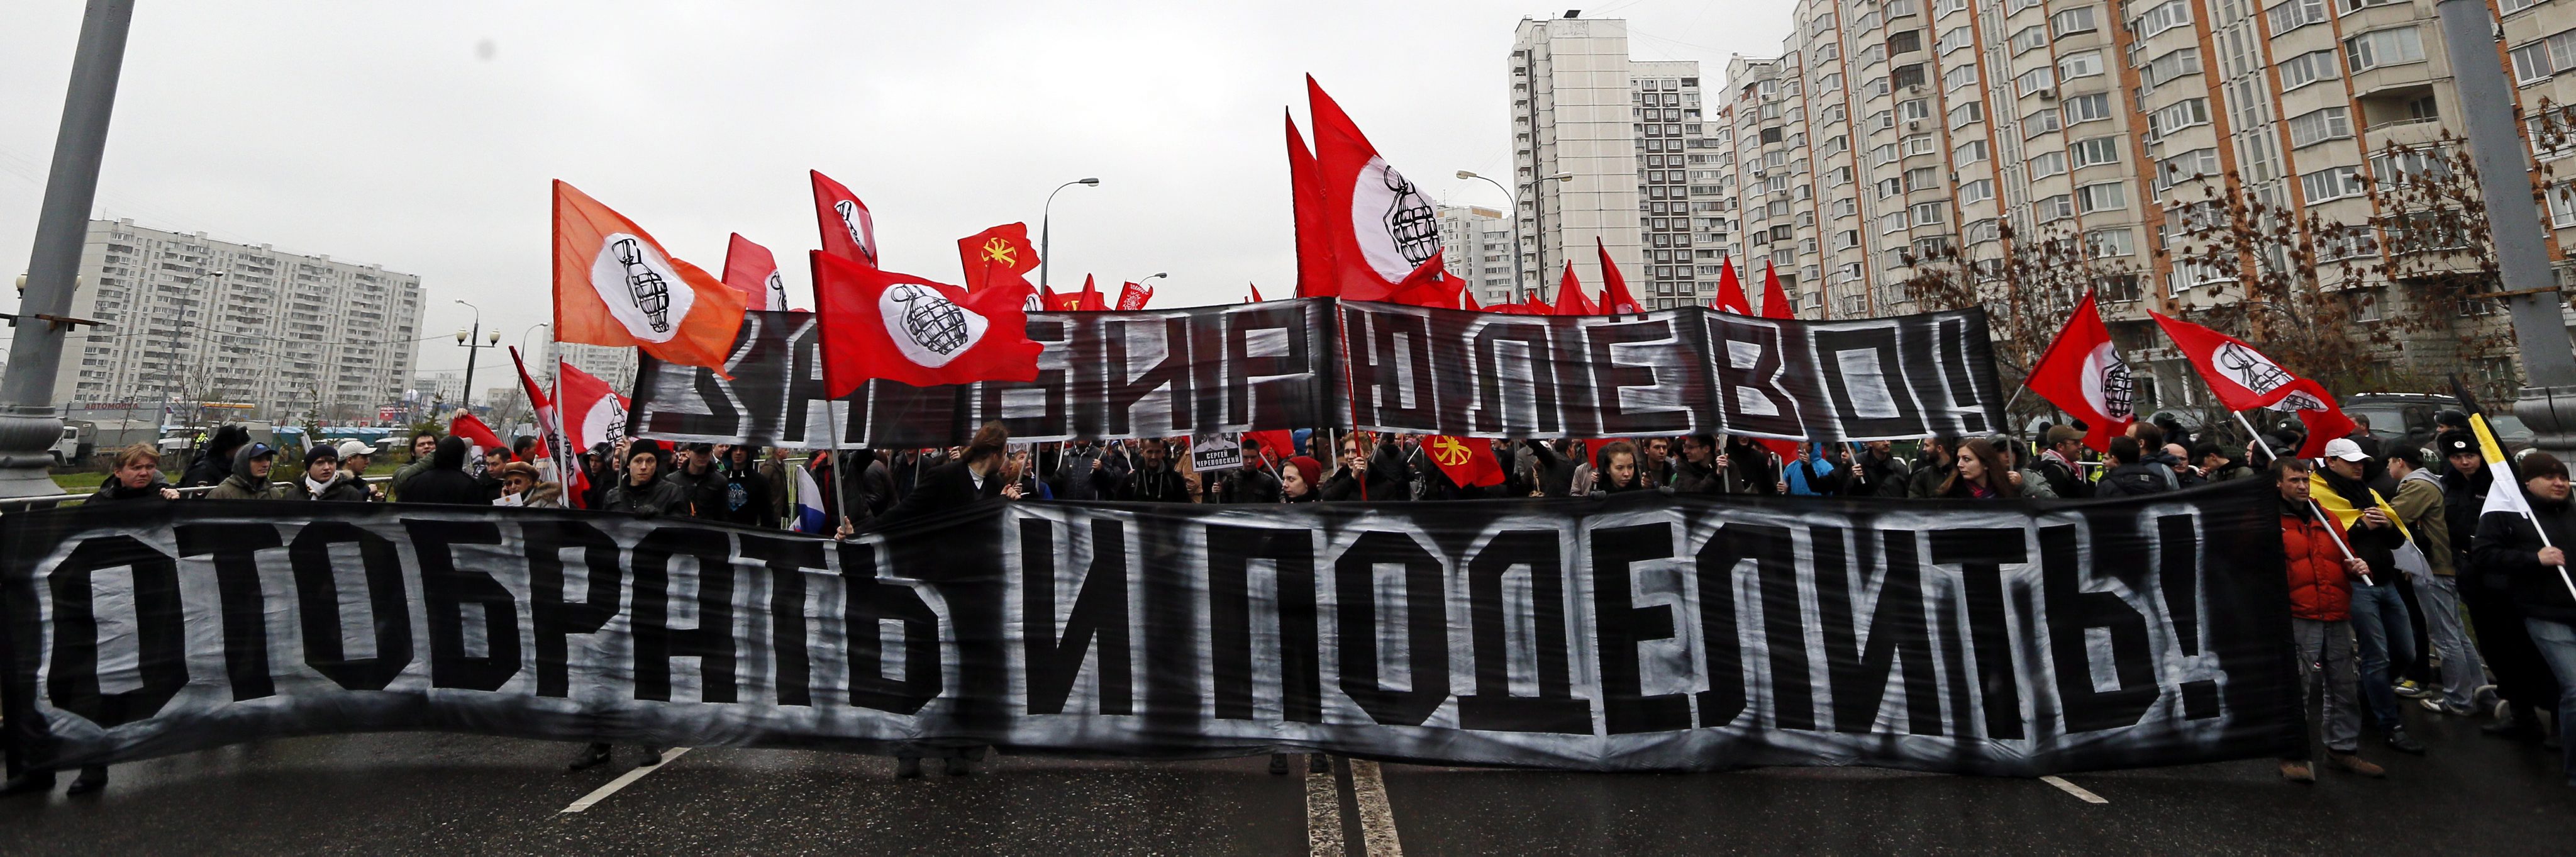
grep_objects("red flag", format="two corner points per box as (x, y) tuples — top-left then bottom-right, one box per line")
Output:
(557, 359), (629, 454)
(1382, 252), (1464, 308)
(1116, 281), (1154, 310)
(2148, 311), (2356, 455)
(1552, 262), (1598, 316)
(721, 233), (781, 311)
(1308, 77), (1443, 302)
(509, 347), (587, 507)
(810, 170), (879, 267)
(1038, 284), (1062, 311)
(449, 412), (509, 459)
(552, 181), (748, 374)
(1243, 429), (1297, 466)
(1248, 283), (1266, 303)
(1519, 288), (1555, 315)
(1712, 257), (1752, 314)
(811, 251), (1042, 396)
(1759, 259), (1795, 319)
(1287, 113), (1334, 298)
(1070, 274), (1108, 311)
(1425, 435), (1505, 487)
(1597, 238), (1641, 314)
(2024, 291), (2137, 452)
(1458, 286), (1481, 311)
(957, 223), (1040, 294)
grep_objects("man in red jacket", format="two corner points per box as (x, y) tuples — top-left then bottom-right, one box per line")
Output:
(2276, 457), (2386, 782)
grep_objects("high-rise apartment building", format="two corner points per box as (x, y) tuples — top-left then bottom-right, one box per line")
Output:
(1511, 16), (1738, 308)
(1436, 204), (1522, 305)
(54, 219), (423, 422)
(1722, 0), (2576, 403)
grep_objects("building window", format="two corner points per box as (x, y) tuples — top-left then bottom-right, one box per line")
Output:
(2345, 28), (2426, 73)
(2061, 92), (2115, 125)
(2077, 182), (2128, 213)
(2287, 106), (2352, 148)
(2024, 108), (2063, 137)
(2148, 98), (2211, 138)
(2037, 194), (2075, 222)
(2266, 0), (2327, 33)
(2070, 136), (2123, 169)
(1943, 64), (1979, 91)
(1956, 139), (1989, 162)
(2141, 48), (2202, 90)
(2016, 67), (2055, 97)
(2012, 25), (2049, 54)
(2057, 52), (2104, 81)
(2279, 49), (2339, 90)
(2051, 6), (2098, 36)
(1959, 179), (1996, 203)
(2301, 165), (2365, 202)
(1905, 165), (1940, 190)
(1890, 30), (1923, 55)
(2136, 0), (2192, 37)
(2029, 151), (2069, 178)
(1911, 201), (1949, 225)
(2085, 228), (2135, 258)
(2511, 29), (2576, 83)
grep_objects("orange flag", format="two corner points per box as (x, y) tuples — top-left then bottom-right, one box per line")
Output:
(552, 181), (747, 374)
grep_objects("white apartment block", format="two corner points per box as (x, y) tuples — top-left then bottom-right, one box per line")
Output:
(1436, 204), (1521, 305)
(55, 219), (423, 422)
(1720, 0), (2576, 404)
(1511, 18), (1739, 309)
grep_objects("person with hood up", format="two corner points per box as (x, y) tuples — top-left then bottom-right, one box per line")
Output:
(2472, 452), (2576, 787)
(284, 445), (370, 501)
(401, 436), (492, 505)
(180, 424), (252, 492)
(89, 442), (179, 503)
(204, 442), (283, 500)
(601, 441), (691, 515)
(2272, 457), (2385, 782)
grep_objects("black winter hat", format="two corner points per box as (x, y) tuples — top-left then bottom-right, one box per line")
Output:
(2436, 430), (2477, 460)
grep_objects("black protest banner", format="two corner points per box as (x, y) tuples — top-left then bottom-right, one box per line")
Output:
(1335, 301), (2002, 441)
(3, 482), (2297, 775)
(628, 303), (1340, 449)
(626, 300), (2005, 448)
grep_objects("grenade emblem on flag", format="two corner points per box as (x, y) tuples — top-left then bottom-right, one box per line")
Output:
(2215, 342), (2291, 395)
(1379, 166), (1439, 269)
(890, 284), (972, 356)
(2099, 361), (2135, 420)
(610, 238), (674, 333)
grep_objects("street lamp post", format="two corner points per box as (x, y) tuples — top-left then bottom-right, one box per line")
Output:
(1473, 171), (1574, 303)
(452, 300), (499, 414)
(1039, 178), (1101, 291)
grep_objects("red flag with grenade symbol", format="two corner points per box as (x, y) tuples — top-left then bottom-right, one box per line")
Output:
(557, 359), (628, 454)
(2150, 311), (2357, 456)
(721, 233), (782, 311)
(957, 223), (1040, 294)
(448, 412), (509, 461)
(2024, 291), (2137, 452)
(810, 170), (879, 267)
(1306, 76), (1447, 302)
(811, 251), (1043, 397)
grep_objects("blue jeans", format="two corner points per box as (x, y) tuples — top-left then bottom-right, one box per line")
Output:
(2418, 575), (2486, 710)
(2522, 618), (2576, 785)
(2348, 583), (2417, 732)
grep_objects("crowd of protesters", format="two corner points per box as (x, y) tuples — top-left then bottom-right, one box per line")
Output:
(14, 405), (2576, 794)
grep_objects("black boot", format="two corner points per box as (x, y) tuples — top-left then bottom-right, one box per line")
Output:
(1269, 753), (1290, 775)
(0, 770), (57, 798)
(64, 766), (106, 796)
(944, 756), (972, 776)
(1309, 753), (1331, 774)
(895, 756), (923, 779)
(569, 742), (614, 771)
(636, 746), (665, 768)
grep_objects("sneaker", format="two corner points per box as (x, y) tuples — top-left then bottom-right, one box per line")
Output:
(1269, 753), (1290, 776)
(2385, 730), (2427, 755)
(63, 766), (106, 796)
(2393, 680), (2428, 699)
(568, 743), (614, 771)
(2475, 685), (2501, 710)
(2279, 761), (2316, 783)
(636, 746), (665, 768)
(2327, 752), (2386, 778)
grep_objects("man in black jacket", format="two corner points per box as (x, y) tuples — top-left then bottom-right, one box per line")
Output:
(1904, 435), (1956, 499)
(179, 424), (250, 491)
(880, 422), (1014, 525)
(1119, 438), (1196, 502)
(601, 442), (691, 515)
(665, 443), (728, 520)
(1670, 434), (1724, 495)
(2036, 426), (2092, 499)
(2319, 437), (2428, 755)
(2470, 451), (2576, 782)
(1050, 440), (1130, 501)
(2446, 430), (2560, 741)
(1324, 434), (1409, 501)
(2094, 437), (2175, 498)
(719, 445), (774, 527)
(400, 437), (491, 505)
(1846, 440), (1912, 498)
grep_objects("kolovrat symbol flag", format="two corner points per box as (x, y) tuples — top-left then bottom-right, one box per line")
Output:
(2024, 290), (2136, 452)
(1116, 280), (1155, 310)
(557, 359), (629, 454)
(1427, 435), (1505, 488)
(810, 250), (1042, 397)
(1759, 259), (1796, 320)
(1307, 76), (1443, 302)
(552, 181), (747, 374)
(1711, 257), (1753, 314)
(957, 223), (1040, 294)
(1551, 261), (1599, 316)
(2149, 310), (2357, 456)
(1287, 111), (1334, 299)
(810, 170), (879, 267)
(721, 233), (782, 311)
(1597, 238), (1641, 314)
(509, 346), (587, 507)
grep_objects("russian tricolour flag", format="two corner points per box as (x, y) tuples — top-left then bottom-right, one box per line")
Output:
(791, 465), (829, 534)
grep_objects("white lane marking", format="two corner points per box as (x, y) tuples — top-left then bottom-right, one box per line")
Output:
(1306, 756), (1346, 857)
(2040, 775), (2107, 804)
(1348, 759), (1404, 856)
(561, 748), (692, 813)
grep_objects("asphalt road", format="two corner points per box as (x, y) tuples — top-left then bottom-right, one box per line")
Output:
(2, 709), (2570, 855)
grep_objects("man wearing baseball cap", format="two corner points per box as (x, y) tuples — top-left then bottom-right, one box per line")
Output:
(204, 442), (282, 500)
(2319, 437), (2429, 755)
(336, 440), (386, 500)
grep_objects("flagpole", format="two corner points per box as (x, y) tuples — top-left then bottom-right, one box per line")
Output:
(2240, 409), (2376, 586)
(826, 396), (853, 535)
(2470, 414), (2576, 602)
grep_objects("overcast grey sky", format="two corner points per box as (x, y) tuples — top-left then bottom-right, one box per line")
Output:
(1, 1), (1786, 374)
